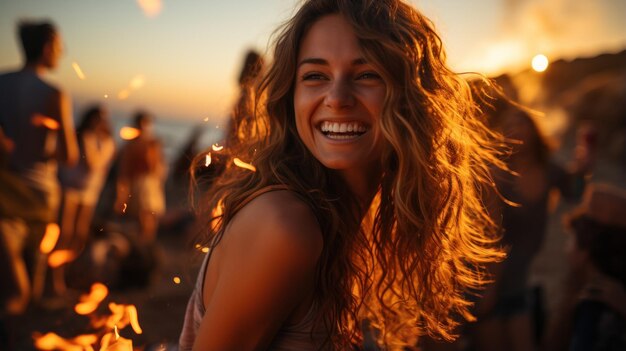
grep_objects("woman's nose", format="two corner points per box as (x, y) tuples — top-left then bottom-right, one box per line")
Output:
(324, 78), (355, 110)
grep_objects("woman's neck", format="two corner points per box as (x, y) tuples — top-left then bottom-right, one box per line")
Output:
(337, 164), (381, 213)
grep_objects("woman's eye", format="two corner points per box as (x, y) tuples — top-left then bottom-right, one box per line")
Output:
(356, 71), (381, 80)
(301, 72), (326, 81)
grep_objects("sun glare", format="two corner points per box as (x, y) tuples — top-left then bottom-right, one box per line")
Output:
(532, 54), (549, 72)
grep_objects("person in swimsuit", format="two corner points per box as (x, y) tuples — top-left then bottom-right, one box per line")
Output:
(180, 0), (504, 349)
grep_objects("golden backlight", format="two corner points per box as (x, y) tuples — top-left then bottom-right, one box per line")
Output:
(532, 54), (549, 72)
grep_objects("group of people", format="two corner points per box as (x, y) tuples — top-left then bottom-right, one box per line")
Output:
(1, 0), (624, 350)
(0, 20), (167, 348)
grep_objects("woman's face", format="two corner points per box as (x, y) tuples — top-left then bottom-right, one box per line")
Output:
(294, 14), (386, 178)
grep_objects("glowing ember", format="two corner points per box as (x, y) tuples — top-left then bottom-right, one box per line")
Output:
(75, 283), (109, 315)
(205, 153), (211, 167)
(532, 54), (549, 72)
(212, 144), (224, 151)
(122, 203), (127, 213)
(137, 0), (163, 18)
(31, 114), (60, 130)
(173, 276), (181, 284)
(104, 94), (109, 99)
(40, 223), (60, 254)
(201, 247), (209, 253)
(119, 127), (140, 140)
(203, 117), (209, 122)
(233, 158), (256, 172)
(48, 250), (77, 268)
(71, 61), (86, 80)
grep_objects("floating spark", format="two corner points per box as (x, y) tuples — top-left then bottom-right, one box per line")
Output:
(205, 153), (211, 167)
(71, 61), (86, 80)
(233, 158), (256, 172)
(212, 144), (224, 151)
(31, 114), (60, 130)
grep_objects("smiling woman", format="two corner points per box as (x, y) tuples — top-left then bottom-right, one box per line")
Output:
(295, 14), (386, 195)
(181, 0), (505, 350)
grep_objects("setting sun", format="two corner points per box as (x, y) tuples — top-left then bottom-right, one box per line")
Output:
(532, 54), (549, 72)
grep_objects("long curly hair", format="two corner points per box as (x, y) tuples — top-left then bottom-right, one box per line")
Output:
(192, 0), (505, 348)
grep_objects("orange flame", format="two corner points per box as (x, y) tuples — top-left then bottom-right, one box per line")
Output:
(119, 127), (140, 140)
(233, 158), (256, 172)
(127, 305), (143, 334)
(32, 282), (144, 350)
(31, 114), (60, 130)
(48, 250), (77, 268)
(100, 325), (133, 351)
(212, 144), (224, 151)
(72, 61), (86, 80)
(39, 223), (60, 254)
(33, 332), (98, 351)
(75, 283), (109, 315)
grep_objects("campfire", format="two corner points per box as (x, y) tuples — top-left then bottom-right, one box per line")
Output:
(32, 282), (143, 351)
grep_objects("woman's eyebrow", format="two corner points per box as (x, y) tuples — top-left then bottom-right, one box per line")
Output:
(297, 57), (368, 68)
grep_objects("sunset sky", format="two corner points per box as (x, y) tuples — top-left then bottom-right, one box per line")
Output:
(1, 0), (625, 125)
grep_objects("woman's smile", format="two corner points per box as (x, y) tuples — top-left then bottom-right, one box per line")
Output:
(294, 14), (386, 175)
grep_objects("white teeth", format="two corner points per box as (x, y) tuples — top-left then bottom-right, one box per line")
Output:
(320, 121), (367, 134)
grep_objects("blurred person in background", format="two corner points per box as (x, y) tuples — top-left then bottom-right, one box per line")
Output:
(224, 49), (265, 149)
(0, 19), (77, 349)
(467, 83), (593, 351)
(544, 184), (626, 351)
(116, 111), (166, 243)
(59, 104), (115, 253)
(55, 105), (115, 293)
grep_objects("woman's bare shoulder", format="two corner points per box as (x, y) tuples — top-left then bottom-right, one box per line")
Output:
(223, 189), (323, 267)
(195, 190), (323, 349)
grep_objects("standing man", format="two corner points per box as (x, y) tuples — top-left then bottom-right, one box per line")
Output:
(0, 20), (78, 318)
